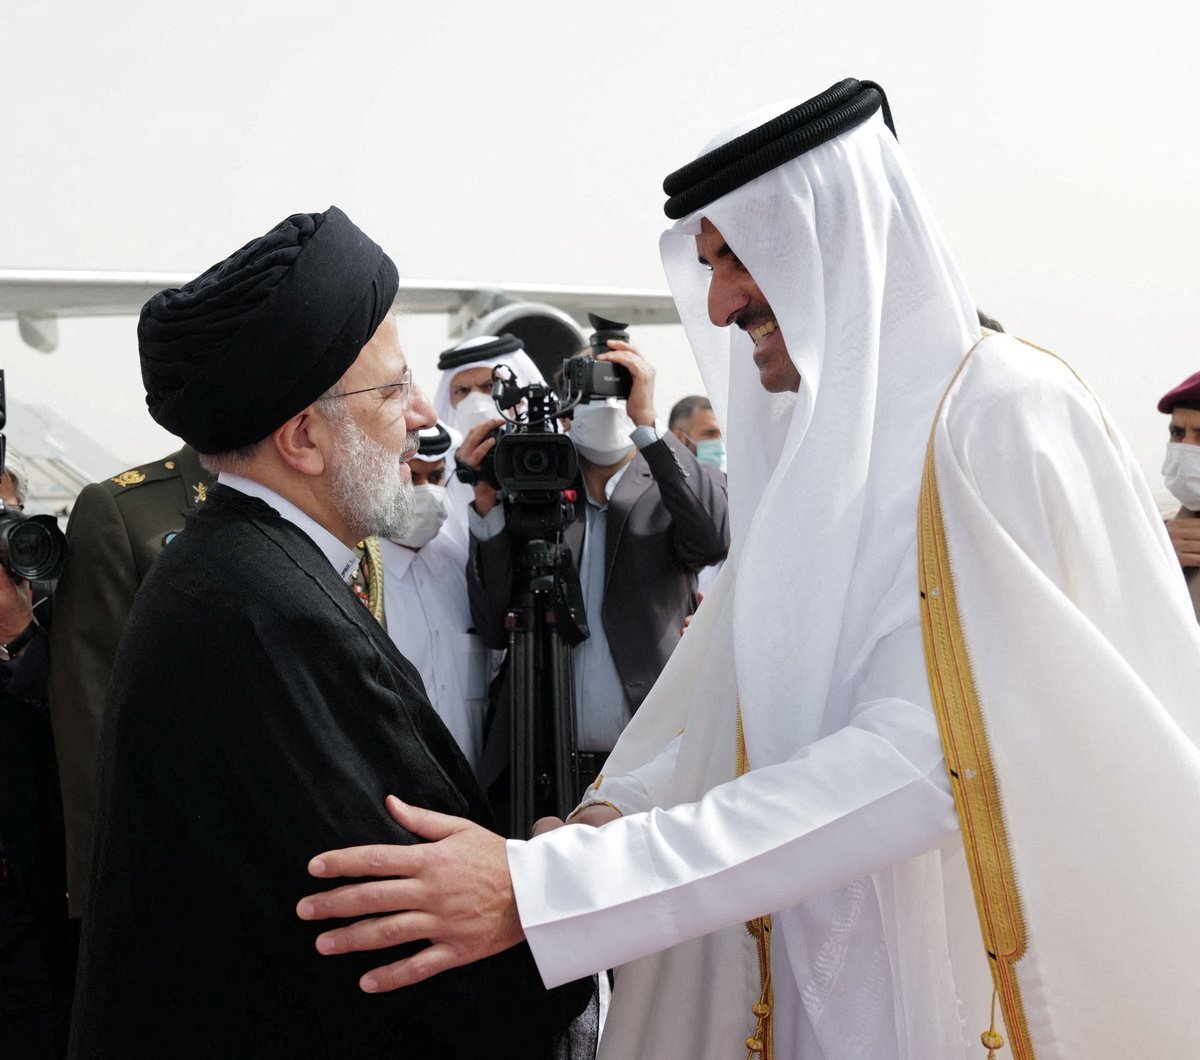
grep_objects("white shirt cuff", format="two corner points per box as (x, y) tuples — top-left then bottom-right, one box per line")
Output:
(467, 502), (506, 541)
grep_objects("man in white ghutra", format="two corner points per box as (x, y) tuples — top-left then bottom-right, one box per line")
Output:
(299, 81), (1200, 1059)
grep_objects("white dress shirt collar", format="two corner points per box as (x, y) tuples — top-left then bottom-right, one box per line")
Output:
(217, 472), (360, 583)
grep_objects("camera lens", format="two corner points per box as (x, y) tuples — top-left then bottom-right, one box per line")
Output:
(0, 514), (67, 580)
(521, 449), (550, 475)
(10, 522), (51, 572)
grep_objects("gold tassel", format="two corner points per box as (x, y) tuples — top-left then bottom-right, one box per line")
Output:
(743, 915), (772, 1058)
(736, 700), (773, 1058)
(981, 988), (1005, 1058)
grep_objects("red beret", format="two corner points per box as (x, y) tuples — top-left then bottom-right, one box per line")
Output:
(1158, 371), (1200, 413)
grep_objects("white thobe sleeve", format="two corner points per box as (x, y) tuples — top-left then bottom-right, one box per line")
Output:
(507, 618), (959, 988)
(574, 733), (683, 817)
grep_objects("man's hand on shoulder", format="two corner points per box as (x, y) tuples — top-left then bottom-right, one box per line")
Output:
(297, 796), (524, 992)
(1166, 515), (1200, 568)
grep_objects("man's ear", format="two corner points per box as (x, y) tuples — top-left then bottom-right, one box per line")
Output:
(273, 406), (330, 477)
(671, 426), (689, 445)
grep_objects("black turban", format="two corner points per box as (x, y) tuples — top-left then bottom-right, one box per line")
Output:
(139, 206), (399, 453)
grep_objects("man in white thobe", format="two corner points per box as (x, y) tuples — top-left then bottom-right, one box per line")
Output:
(297, 80), (1200, 1059)
(431, 333), (549, 547)
(378, 423), (494, 772)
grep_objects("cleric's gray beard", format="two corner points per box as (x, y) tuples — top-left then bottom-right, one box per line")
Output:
(324, 404), (415, 541)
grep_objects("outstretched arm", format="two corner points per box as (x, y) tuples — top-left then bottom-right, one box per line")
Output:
(299, 619), (958, 992)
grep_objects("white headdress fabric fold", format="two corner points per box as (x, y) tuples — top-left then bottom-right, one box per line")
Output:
(659, 108), (979, 765)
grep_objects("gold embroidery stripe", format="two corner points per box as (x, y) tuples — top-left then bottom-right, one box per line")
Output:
(362, 535), (386, 624)
(918, 341), (1034, 1059)
(735, 700), (773, 1060)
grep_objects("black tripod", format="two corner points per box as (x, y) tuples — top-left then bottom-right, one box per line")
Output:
(504, 501), (589, 839)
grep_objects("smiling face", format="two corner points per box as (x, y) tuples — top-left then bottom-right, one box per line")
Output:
(695, 218), (800, 394)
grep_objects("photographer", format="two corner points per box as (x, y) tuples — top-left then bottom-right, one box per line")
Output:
(0, 454), (71, 1055)
(433, 334), (549, 546)
(462, 338), (729, 801)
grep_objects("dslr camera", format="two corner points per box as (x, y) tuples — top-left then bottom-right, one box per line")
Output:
(0, 370), (68, 581)
(559, 313), (634, 406)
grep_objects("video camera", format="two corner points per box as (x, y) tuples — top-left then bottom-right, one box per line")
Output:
(0, 370), (67, 581)
(452, 314), (635, 834)
(459, 313), (634, 497)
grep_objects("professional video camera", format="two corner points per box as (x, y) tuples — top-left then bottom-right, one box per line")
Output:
(455, 315), (635, 835)
(0, 370), (67, 581)
(462, 313), (634, 497)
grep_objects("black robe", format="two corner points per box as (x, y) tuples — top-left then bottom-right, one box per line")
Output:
(70, 485), (589, 1057)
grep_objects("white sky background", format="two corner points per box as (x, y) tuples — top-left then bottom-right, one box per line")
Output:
(2, 0), (1198, 505)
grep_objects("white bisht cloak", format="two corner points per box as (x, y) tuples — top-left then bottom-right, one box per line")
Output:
(919, 333), (1200, 1058)
(506, 102), (1200, 1058)
(510, 104), (985, 1059)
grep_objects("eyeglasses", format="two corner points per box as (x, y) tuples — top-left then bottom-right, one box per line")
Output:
(324, 368), (413, 407)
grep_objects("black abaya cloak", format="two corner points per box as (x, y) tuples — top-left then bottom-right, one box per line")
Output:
(70, 485), (589, 1057)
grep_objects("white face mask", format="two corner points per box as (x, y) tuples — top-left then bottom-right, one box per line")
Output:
(391, 484), (452, 549)
(452, 391), (498, 435)
(570, 401), (635, 466)
(1163, 442), (1200, 511)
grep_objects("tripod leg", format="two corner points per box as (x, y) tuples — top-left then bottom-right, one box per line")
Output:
(548, 624), (580, 820)
(507, 611), (537, 839)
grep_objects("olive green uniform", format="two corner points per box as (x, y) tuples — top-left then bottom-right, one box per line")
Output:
(47, 446), (214, 916)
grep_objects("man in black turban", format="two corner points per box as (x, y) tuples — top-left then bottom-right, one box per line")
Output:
(70, 207), (591, 1057)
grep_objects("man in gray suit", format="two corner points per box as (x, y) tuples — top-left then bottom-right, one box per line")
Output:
(459, 339), (728, 813)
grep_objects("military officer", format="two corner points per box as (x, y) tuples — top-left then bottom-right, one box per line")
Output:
(47, 444), (214, 919)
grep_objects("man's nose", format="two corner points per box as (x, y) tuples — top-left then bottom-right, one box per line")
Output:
(707, 272), (750, 328)
(407, 380), (438, 431)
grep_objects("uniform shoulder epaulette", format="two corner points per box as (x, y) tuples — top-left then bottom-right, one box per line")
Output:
(103, 456), (184, 494)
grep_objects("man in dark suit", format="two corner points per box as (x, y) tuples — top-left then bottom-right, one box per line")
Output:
(460, 340), (729, 807)
(70, 206), (589, 1057)
(48, 443), (213, 921)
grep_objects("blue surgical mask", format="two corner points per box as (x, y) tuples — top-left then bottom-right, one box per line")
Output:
(694, 438), (726, 470)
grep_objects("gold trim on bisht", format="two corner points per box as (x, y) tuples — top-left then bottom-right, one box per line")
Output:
(359, 536), (387, 627)
(350, 535), (386, 624)
(735, 700), (774, 1060)
(917, 338), (1033, 1059)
